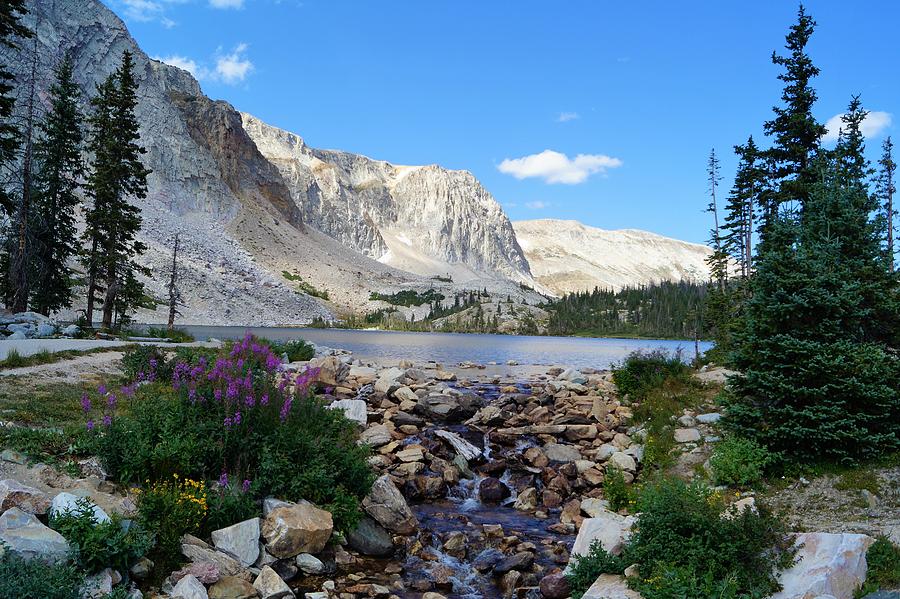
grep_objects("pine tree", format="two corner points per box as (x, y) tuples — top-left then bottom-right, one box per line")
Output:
(727, 99), (900, 462)
(83, 51), (150, 329)
(705, 148), (727, 287)
(763, 4), (826, 215)
(0, 0), (31, 215)
(722, 137), (763, 278)
(167, 233), (182, 331)
(30, 56), (84, 315)
(876, 137), (896, 271)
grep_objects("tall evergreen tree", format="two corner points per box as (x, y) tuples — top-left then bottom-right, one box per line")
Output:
(763, 4), (826, 215)
(30, 56), (85, 315)
(0, 0), (31, 215)
(722, 137), (764, 278)
(83, 51), (150, 329)
(876, 137), (896, 271)
(727, 98), (900, 462)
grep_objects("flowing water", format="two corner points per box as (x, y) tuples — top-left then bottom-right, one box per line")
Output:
(178, 326), (711, 371)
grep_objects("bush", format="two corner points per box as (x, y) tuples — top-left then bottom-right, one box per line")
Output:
(612, 349), (692, 400)
(202, 481), (259, 537)
(89, 335), (374, 533)
(145, 326), (195, 343)
(121, 345), (170, 382)
(603, 466), (632, 512)
(857, 537), (900, 596)
(137, 475), (208, 573)
(0, 551), (83, 599)
(624, 477), (796, 599)
(265, 338), (314, 362)
(370, 289), (444, 307)
(566, 540), (625, 599)
(710, 436), (773, 487)
(49, 497), (152, 574)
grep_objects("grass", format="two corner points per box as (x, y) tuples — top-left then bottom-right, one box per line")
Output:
(0, 346), (126, 370)
(143, 326), (195, 343)
(282, 271), (330, 300)
(834, 469), (883, 496)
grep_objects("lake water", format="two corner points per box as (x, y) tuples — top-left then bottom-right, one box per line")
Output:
(178, 326), (711, 370)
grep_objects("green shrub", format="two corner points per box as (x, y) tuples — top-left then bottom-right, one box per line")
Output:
(566, 540), (625, 599)
(624, 477), (796, 599)
(202, 482), (259, 537)
(121, 345), (170, 382)
(710, 436), (773, 487)
(857, 537), (900, 596)
(90, 335), (373, 533)
(264, 338), (314, 362)
(612, 349), (692, 400)
(0, 551), (83, 599)
(603, 466), (632, 512)
(49, 498), (152, 574)
(370, 289), (444, 307)
(137, 475), (208, 574)
(145, 326), (195, 343)
(834, 468), (883, 495)
(0, 348), (26, 368)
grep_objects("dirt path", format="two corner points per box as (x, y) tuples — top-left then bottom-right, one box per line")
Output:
(0, 351), (127, 383)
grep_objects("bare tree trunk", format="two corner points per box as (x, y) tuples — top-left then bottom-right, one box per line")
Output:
(101, 267), (118, 330)
(8, 38), (37, 313)
(167, 234), (179, 331)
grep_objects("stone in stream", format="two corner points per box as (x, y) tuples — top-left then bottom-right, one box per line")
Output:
(262, 502), (333, 558)
(493, 551), (534, 574)
(472, 547), (504, 572)
(478, 477), (511, 503)
(513, 487), (538, 511)
(211, 517), (260, 567)
(0, 479), (51, 514)
(434, 429), (482, 461)
(539, 572), (571, 599)
(771, 532), (874, 599)
(347, 516), (394, 557)
(543, 443), (582, 463)
(362, 475), (418, 535)
(0, 507), (70, 562)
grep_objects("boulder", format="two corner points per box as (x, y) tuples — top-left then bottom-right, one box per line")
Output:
(181, 543), (244, 577)
(262, 502), (333, 558)
(569, 510), (636, 564)
(253, 565), (294, 599)
(208, 576), (258, 599)
(314, 356), (348, 386)
(294, 552), (325, 574)
(539, 572), (571, 599)
(0, 507), (70, 562)
(80, 567), (115, 599)
(673, 428), (701, 443)
(360, 424), (392, 447)
(493, 551), (534, 574)
(35, 323), (56, 338)
(771, 532), (875, 599)
(327, 399), (367, 427)
(414, 394), (481, 423)
(211, 518), (261, 567)
(50, 491), (110, 523)
(0, 479), (51, 514)
(544, 443), (582, 463)
(172, 574), (209, 599)
(347, 516), (394, 557)
(478, 477), (511, 503)
(393, 386), (418, 403)
(362, 475), (418, 534)
(582, 574), (643, 598)
(513, 487), (538, 511)
(696, 412), (722, 424)
(61, 324), (80, 337)
(608, 452), (637, 472)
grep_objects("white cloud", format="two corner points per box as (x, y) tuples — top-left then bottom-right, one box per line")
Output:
(215, 43), (254, 84)
(155, 55), (203, 78)
(824, 110), (893, 142)
(557, 111), (579, 123)
(120, 0), (163, 22)
(526, 201), (549, 210)
(210, 0), (244, 7)
(498, 149), (623, 184)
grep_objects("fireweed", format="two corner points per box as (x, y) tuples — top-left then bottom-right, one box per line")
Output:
(86, 334), (374, 532)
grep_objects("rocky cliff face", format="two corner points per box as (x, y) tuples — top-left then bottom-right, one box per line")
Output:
(242, 114), (533, 284)
(513, 219), (712, 295)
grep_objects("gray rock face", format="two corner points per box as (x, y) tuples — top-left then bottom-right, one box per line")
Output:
(242, 113), (534, 283)
(347, 516), (394, 557)
(0, 507), (71, 562)
(362, 475), (418, 535)
(253, 565), (294, 599)
(211, 518), (260, 567)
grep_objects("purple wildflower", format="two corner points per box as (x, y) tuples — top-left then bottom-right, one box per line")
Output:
(102, 414), (112, 427)
(219, 472), (228, 488)
(86, 419), (94, 431)
(98, 384), (107, 396)
(242, 479), (251, 493)
(80, 392), (91, 413)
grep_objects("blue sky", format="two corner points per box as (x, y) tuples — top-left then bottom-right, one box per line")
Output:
(108, 0), (897, 244)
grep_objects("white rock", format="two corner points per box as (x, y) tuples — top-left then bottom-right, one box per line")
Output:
(254, 565), (295, 599)
(673, 428), (701, 443)
(582, 574), (643, 599)
(327, 399), (367, 427)
(434, 429), (481, 461)
(172, 574), (208, 599)
(211, 517), (260, 567)
(544, 443), (582, 463)
(697, 412), (722, 424)
(50, 492), (110, 524)
(295, 552), (325, 574)
(608, 452), (637, 472)
(569, 509), (636, 565)
(771, 533), (874, 599)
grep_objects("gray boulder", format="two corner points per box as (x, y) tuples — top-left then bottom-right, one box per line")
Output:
(211, 517), (260, 567)
(0, 479), (51, 515)
(253, 565), (294, 599)
(50, 491), (110, 524)
(171, 574), (209, 599)
(294, 552), (325, 574)
(0, 507), (70, 562)
(362, 475), (418, 535)
(347, 516), (394, 557)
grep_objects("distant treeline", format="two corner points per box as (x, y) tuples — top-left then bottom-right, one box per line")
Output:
(544, 281), (706, 339)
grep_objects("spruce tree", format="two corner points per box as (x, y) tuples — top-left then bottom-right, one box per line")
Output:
(0, 0), (30, 215)
(30, 56), (84, 315)
(722, 137), (763, 278)
(727, 100), (900, 462)
(876, 137), (896, 271)
(83, 51), (150, 329)
(763, 4), (826, 214)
